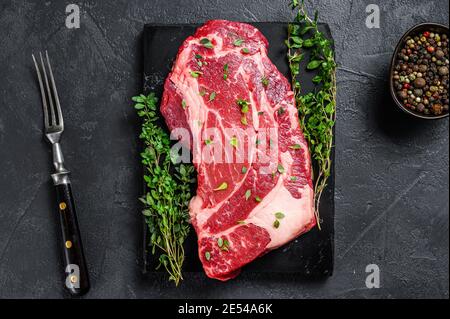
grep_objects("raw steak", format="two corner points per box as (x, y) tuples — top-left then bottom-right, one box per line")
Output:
(161, 20), (315, 281)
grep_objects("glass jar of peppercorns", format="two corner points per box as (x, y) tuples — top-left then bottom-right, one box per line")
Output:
(391, 23), (449, 119)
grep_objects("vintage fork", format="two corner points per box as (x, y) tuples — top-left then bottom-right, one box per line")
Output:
(32, 51), (90, 296)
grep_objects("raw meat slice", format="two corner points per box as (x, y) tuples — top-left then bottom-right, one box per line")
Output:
(161, 20), (315, 281)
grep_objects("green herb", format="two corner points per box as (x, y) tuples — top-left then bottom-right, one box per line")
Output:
(290, 144), (301, 150)
(233, 38), (244, 47)
(214, 182), (228, 191)
(230, 136), (238, 148)
(261, 76), (269, 87)
(199, 89), (207, 97)
(287, 1), (336, 230)
(205, 139), (213, 145)
(241, 116), (248, 126)
(241, 166), (248, 174)
(190, 71), (202, 78)
(133, 93), (195, 286)
(307, 60), (322, 70)
(209, 91), (216, 102)
(134, 103), (145, 110)
(181, 99), (187, 109)
(217, 237), (224, 248)
(223, 63), (229, 80)
(273, 220), (280, 229)
(255, 196), (262, 203)
(277, 107), (285, 115)
(290, 176), (298, 181)
(255, 139), (262, 146)
(200, 38), (214, 49)
(237, 99), (250, 113)
(277, 164), (285, 174)
(245, 189), (252, 200)
(237, 220), (246, 225)
(258, 111), (264, 116)
(275, 212), (285, 219)
(195, 54), (203, 59)
(205, 251), (211, 261)
(221, 239), (230, 252)
(241, 48), (250, 54)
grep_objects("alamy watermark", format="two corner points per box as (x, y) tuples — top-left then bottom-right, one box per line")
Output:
(167, 126), (292, 175)
(365, 4), (380, 29)
(365, 264), (381, 289)
(65, 264), (80, 289)
(65, 4), (80, 29)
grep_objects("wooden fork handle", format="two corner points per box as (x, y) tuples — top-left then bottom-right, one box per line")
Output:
(55, 182), (90, 296)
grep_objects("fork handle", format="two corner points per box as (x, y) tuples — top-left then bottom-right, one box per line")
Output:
(55, 182), (90, 296)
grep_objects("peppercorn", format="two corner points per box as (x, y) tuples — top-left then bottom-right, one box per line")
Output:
(418, 64), (428, 72)
(432, 103), (443, 115)
(436, 50), (445, 59)
(414, 77), (426, 88)
(439, 66), (449, 76)
(398, 90), (408, 100)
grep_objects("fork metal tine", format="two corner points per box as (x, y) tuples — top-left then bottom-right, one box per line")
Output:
(45, 51), (63, 128)
(39, 52), (56, 127)
(32, 53), (50, 129)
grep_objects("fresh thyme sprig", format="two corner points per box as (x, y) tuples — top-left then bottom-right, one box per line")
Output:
(133, 93), (195, 285)
(287, 0), (337, 230)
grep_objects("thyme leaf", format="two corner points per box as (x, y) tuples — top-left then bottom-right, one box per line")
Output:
(233, 38), (244, 47)
(214, 182), (228, 191)
(200, 38), (214, 49)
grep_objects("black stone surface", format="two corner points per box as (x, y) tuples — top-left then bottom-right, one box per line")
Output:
(142, 23), (334, 276)
(0, 0), (448, 299)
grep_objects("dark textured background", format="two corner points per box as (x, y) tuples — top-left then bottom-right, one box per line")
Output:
(0, 0), (448, 299)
